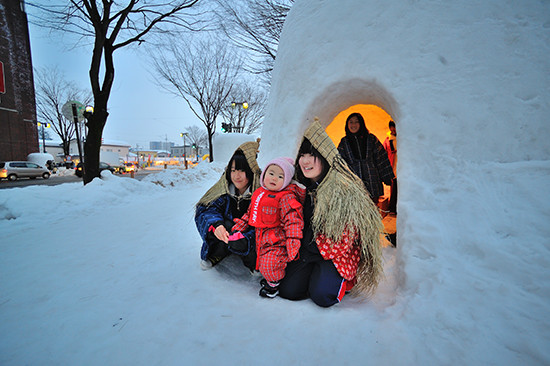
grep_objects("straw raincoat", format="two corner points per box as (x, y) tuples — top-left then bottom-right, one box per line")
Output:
(195, 141), (262, 260)
(300, 120), (384, 296)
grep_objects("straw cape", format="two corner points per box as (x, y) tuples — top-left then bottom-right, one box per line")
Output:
(303, 119), (384, 297)
(196, 140), (262, 207)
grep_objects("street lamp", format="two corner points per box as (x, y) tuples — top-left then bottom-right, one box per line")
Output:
(231, 101), (248, 109)
(180, 132), (189, 169)
(83, 105), (94, 121)
(37, 122), (50, 153)
(231, 101), (248, 133)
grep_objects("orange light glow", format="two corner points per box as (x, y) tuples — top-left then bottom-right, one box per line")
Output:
(325, 104), (392, 147)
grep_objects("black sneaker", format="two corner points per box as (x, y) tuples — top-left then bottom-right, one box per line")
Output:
(208, 255), (224, 267)
(259, 280), (279, 298)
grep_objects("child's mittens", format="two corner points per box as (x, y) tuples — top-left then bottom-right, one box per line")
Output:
(228, 231), (248, 253)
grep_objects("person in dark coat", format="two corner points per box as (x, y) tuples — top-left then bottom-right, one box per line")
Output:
(195, 141), (261, 272)
(337, 112), (395, 203)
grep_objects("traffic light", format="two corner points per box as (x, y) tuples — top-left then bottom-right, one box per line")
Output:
(192, 143), (197, 149)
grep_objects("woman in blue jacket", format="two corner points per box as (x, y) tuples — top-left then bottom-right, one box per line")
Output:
(195, 141), (261, 271)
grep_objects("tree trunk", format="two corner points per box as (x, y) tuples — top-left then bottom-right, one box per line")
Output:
(83, 97), (108, 184)
(208, 128), (214, 162)
(62, 141), (70, 157)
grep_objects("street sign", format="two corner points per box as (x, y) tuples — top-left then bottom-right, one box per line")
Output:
(62, 100), (85, 122)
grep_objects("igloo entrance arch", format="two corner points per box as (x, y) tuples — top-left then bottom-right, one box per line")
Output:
(259, 78), (399, 246)
(258, 78), (399, 165)
(303, 79), (400, 132)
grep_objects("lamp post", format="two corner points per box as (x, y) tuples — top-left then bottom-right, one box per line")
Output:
(180, 132), (189, 169)
(71, 103), (84, 164)
(37, 122), (50, 153)
(231, 101), (248, 133)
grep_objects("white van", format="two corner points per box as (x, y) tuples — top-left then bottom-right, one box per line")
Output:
(27, 153), (56, 171)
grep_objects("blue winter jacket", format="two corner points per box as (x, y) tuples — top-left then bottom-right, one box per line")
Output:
(195, 194), (255, 260)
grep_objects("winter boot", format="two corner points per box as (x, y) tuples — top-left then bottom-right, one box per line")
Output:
(200, 255), (224, 270)
(259, 279), (279, 298)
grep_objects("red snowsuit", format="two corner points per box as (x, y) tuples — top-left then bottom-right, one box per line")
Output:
(233, 183), (305, 282)
(383, 132), (397, 172)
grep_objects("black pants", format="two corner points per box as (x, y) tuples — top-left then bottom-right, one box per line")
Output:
(206, 219), (256, 271)
(388, 178), (397, 213)
(278, 255), (345, 308)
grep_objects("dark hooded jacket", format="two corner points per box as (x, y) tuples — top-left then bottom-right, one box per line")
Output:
(337, 118), (395, 200)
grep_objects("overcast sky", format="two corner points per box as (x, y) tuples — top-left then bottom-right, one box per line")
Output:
(28, 18), (205, 149)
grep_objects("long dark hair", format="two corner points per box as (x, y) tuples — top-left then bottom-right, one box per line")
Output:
(295, 138), (329, 185)
(225, 151), (253, 186)
(345, 112), (369, 137)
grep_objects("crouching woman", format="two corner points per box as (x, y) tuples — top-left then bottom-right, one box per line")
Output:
(278, 120), (384, 307)
(195, 141), (262, 272)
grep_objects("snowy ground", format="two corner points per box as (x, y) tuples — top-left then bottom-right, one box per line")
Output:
(1, 160), (549, 365)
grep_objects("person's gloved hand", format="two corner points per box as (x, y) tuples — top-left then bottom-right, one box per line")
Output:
(227, 231), (248, 253)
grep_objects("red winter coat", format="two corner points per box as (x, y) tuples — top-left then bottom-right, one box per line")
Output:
(315, 229), (361, 281)
(233, 183), (305, 282)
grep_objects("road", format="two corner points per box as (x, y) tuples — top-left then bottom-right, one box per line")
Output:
(0, 168), (158, 189)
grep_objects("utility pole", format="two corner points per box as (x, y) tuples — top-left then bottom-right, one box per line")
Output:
(180, 132), (189, 169)
(37, 122), (50, 153)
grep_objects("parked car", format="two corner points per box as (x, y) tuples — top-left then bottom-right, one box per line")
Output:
(0, 161), (51, 181)
(118, 162), (136, 174)
(75, 162), (116, 177)
(99, 162), (116, 175)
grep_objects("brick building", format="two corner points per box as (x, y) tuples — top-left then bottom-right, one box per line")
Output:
(0, 0), (39, 161)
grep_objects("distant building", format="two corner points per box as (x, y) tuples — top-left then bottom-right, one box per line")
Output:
(149, 141), (174, 151)
(156, 150), (171, 158)
(61, 138), (131, 164)
(171, 145), (188, 158)
(43, 140), (65, 163)
(0, 0), (39, 160)
(100, 139), (131, 160)
(171, 145), (204, 160)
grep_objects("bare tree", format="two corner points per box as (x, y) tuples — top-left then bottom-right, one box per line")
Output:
(221, 82), (267, 134)
(27, 0), (201, 184)
(152, 38), (242, 162)
(215, 0), (293, 83)
(34, 66), (92, 158)
(184, 125), (207, 159)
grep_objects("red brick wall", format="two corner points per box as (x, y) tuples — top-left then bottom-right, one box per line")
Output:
(0, 0), (39, 161)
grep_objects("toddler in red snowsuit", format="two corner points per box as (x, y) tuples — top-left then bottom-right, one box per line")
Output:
(231, 157), (305, 298)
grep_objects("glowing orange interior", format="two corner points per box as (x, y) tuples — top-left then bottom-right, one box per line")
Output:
(326, 104), (393, 147)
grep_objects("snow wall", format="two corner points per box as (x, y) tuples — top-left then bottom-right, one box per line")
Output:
(259, 0), (550, 165)
(257, 0), (550, 286)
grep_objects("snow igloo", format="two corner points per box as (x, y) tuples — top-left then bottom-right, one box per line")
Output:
(258, 0), (550, 288)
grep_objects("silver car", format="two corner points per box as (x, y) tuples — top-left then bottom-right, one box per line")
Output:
(0, 161), (51, 181)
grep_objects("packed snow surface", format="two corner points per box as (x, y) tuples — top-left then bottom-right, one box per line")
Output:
(1, 160), (549, 365)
